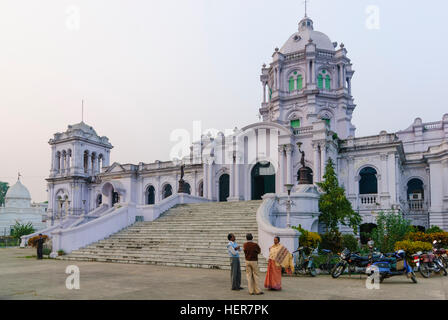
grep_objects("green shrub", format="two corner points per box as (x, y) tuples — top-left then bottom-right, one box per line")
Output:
(57, 250), (65, 256)
(320, 231), (343, 254)
(292, 224), (321, 248)
(404, 231), (448, 246)
(342, 234), (359, 252)
(394, 240), (432, 256)
(42, 248), (51, 256)
(426, 226), (444, 234)
(371, 211), (412, 253)
(10, 221), (35, 240)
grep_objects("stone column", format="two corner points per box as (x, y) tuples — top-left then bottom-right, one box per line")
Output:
(87, 152), (92, 175)
(51, 147), (56, 175)
(278, 145), (285, 192)
(347, 157), (355, 196)
(92, 155), (97, 175)
(229, 154), (235, 198)
(202, 163), (208, 198)
(208, 160), (213, 200)
(285, 144), (293, 185)
(443, 160), (448, 198)
(313, 144), (320, 183)
(234, 161), (240, 199)
(66, 152), (71, 175)
(61, 153), (66, 174)
(320, 143), (327, 181)
(263, 82), (266, 103)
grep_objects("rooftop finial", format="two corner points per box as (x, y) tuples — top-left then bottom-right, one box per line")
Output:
(17, 172), (21, 181)
(304, 0), (308, 17)
(81, 99), (84, 123)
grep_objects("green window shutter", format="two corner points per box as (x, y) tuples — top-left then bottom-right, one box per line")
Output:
(323, 118), (330, 127)
(269, 87), (272, 101)
(289, 77), (294, 92)
(318, 74), (323, 89)
(291, 119), (301, 128)
(325, 75), (331, 90)
(297, 75), (303, 90)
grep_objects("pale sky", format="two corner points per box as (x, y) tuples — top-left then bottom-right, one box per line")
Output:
(0, 0), (446, 202)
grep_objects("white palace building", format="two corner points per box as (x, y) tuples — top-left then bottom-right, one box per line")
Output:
(22, 15), (448, 258)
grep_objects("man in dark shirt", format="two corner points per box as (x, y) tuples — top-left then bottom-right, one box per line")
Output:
(36, 234), (44, 260)
(243, 233), (263, 295)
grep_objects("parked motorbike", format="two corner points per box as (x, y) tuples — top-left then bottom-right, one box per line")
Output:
(417, 242), (448, 278)
(293, 246), (318, 277)
(318, 249), (338, 274)
(367, 249), (417, 283)
(331, 248), (383, 278)
(432, 240), (448, 270)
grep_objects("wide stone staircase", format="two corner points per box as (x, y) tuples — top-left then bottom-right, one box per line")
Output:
(58, 200), (267, 271)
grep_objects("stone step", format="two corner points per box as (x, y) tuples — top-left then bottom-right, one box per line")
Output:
(59, 254), (267, 270)
(63, 200), (265, 271)
(58, 256), (267, 272)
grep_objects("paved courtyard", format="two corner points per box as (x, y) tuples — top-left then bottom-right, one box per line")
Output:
(1, 247), (448, 300)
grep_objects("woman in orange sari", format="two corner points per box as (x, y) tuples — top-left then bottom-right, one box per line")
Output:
(264, 236), (294, 291)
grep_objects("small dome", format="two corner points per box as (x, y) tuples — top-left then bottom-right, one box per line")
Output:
(280, 17), (335, 54)
(5, 179), (31, 201)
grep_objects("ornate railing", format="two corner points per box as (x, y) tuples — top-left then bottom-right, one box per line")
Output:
(408, 200), (425, 212)
(293, 126), (313, 136)
(359, 194), (378, 206)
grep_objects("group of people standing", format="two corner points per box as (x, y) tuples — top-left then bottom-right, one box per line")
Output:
(226, 233), (294, 294)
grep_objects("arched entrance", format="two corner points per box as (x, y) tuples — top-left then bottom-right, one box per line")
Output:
(360, 223), (377, 244)
(112, 190), (119, 205)
(96, 194), (102, 208)
(251, 161), (276, 200)
(162, 184), (172, 199)
(219, 174), (230, 202)
(146, 185), (155, 205)
(101, 182), (122, 207)
(184, 183), (191, 195)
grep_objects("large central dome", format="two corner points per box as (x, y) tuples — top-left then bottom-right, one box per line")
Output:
(280, 17), (335, 54)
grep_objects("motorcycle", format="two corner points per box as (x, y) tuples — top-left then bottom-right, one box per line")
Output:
(417, 243), (447, 278)
(367, 249), (417, 283)
(432, 240), (448, 270)
(293, 246), (318, 277)
(331, 247), (383, 278)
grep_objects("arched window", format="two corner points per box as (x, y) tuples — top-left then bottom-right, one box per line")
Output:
(407, 178), (424, 211)
(297, 75), (303, 90)
(318, 70), (330, 90)
(325, 75), (331, 90)
(288, 77), (295, 92)
(198, 181), (203, 197)
(290, 119), (301, 129)
(146, 185), (155, 205)
(317, 74), (323, 89)
(184, 183), (191, 195)
(96, 194), (102, 208)
(162, 184), (172, 199)
(359, 167), (378, 194)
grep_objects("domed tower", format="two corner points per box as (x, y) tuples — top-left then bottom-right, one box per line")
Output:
(259, 15), (356, 139)
(5, 178), (32, 209)
(47, 122), (113, 221)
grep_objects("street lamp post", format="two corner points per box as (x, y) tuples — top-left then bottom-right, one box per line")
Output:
(285, 184), (294, 228)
